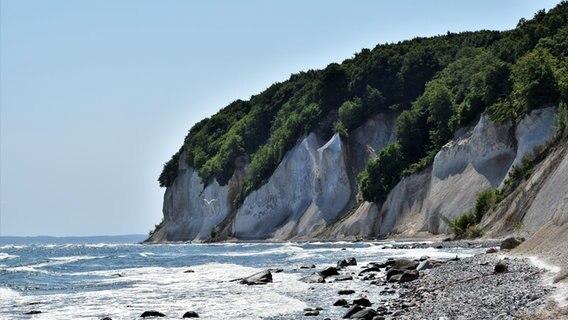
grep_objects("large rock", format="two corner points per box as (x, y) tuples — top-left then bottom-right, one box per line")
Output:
(349, 308), (378, 319)
(239, 270), (273, 285)
(342, 305), (364, 318)
(319, 266), (340, 278)
(500, 237), (524, 250)
(352, 298), (372, 307)
(391, 259), (419, 270)
(389, 270), (419, 283)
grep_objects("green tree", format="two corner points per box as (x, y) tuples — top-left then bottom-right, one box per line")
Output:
(359, 143), (406, 203)
(511, 48), (560, 114)
(338, 98), (363, 131)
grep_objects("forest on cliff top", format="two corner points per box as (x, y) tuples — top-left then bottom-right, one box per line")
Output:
(159, 2), (568, 208)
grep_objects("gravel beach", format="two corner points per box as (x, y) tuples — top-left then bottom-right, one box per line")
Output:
(308, 240), (566, 320)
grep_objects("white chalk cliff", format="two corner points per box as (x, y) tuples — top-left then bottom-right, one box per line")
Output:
(151, 107), (563, 242)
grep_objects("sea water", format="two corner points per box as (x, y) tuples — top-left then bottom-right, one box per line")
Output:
(0, 241), (484, 319)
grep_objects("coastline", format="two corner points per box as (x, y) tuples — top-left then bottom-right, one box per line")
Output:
(142, 237), (568, 319)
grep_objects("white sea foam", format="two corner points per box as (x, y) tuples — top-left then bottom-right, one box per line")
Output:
(0, 287), (20, 299)
(0, 253), (18, 260)
(9, 255), (99, 274)
(138, 252), (155, 257)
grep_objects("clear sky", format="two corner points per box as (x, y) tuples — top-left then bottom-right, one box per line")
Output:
(0, 0), (561, 237)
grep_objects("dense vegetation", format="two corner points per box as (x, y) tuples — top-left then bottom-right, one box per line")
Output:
(159, 2), (568, 209)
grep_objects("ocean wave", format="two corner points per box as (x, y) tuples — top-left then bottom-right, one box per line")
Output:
(0, 287), (20, 299)
(0, 253), (18, 260)
(138, 252), (155, 257)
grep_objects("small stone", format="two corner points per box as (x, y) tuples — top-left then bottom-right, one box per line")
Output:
(304, 310), (319, 316)
(486, 247), (498, 254)
(184, 270), (195, 273)
(25, 311), (42, 315)
(301, 264), (316, 269)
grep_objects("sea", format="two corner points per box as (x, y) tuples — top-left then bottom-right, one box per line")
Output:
(0, 238), (486, 319)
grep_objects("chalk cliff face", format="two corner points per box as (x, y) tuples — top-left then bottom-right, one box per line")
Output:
(153, 113), (397, 241)
(375, 107), (557, 236)
(151, 107), (560, 242)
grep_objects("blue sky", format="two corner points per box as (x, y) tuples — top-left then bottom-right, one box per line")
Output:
(0, 0), (561, 236)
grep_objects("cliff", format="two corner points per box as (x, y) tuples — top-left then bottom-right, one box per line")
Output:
(150, 106), (564, 243)
(150, 3), (568, 243)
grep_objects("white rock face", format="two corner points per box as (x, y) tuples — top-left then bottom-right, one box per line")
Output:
(159, 112), (397, 241)
(158, 106), (558, 241)
(323, 201), (379, 239)
(379, 107), (557, 235)
(162, 155), (232, 241)
(379, 170), (431, 235)
(233, 133), (352, 240)
(522, 144), (568, 230)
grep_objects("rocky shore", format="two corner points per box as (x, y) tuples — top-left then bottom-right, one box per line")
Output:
(286, 239), (559, 320)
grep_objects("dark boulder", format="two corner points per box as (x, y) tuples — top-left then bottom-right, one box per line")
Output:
(140, 311), (166, 317)
(391, 259), (419, 270)
(319, 267), (339, 278)
(304, 310), (320, 316)
(500, 237), (524, 250)
(386, 268), (404, 281)
(359, 266), (381, 275)
(184, 270), (195, 273)
(338, 289), (356, 295)
(299, 273), (325, 283)
(240, 270), (272, 285)
(389, 270), (419, 283)
(494, 262), (509, 273)
(100, 318), (112, 320)
(337, 257), (357, 268)
(24, 311), (42, 315)
(486, 247), (498, 254)
(352, 298), (372, 307)
(300, 264), (316, 269)
(333, 299), (349, 306)
(349, 308), (378, 319)
(182, 311), (199, 318)
(342, 305), (364, 318)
